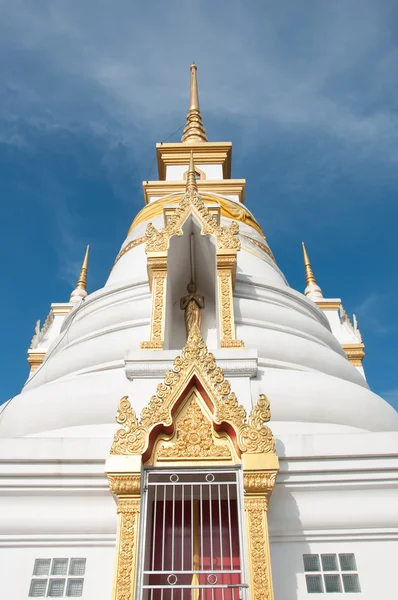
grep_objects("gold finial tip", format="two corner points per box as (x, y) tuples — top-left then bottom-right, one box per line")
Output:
(190, 63), (197, 71)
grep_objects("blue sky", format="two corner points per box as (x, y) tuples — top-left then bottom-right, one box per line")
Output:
(1, 0), (398, 410)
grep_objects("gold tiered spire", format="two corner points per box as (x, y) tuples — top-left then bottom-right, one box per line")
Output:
(181, 64), (208, 144)
(302, 242), (323, 299)
(70, 245), (90, 303)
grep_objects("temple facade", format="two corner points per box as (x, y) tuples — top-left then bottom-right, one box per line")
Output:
(0, 65), (397, 600)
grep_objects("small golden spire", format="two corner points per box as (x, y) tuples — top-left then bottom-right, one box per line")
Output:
(181, 64), (208, 144)
(302, 242), (323, 299)
(76, 245), (90, 290)
(186, 151), (198, 193)
(70, 245), (89, 303)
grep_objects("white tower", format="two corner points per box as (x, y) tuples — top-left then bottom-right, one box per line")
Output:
(0, 65), (397, 600)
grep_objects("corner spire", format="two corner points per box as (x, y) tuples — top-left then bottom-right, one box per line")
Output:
(185, 151), (198, 193)
(70, 245), (89, 304)
(302, 242), (323, 300)
(181, 64), (208, 144)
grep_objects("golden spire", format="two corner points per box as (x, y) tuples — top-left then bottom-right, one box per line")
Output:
(186, 151), (198, 193)
(70, 245), (89, 303)
(302, 242), (323, 299)
(76, 245), (90, 290)
(181, 64), (208, 144)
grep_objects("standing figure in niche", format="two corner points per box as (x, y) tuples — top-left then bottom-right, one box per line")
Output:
(180, 280), (205, 338)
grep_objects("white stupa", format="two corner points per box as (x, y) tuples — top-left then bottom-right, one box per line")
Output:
(0, 65), (397, 600)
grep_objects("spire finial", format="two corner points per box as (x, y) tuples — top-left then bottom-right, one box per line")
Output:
(302, 242), (323, 300)
(70, 245), (90, 304)
(181, 64), (208, 144)
(186, 151), (198, 193)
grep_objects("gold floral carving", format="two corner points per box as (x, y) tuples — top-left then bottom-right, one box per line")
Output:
(140, 268), (167, 350)
(111, 397), (147, 455)
(342, 343), (365, 367)
(157, 396), (232, 460)
(243, 471), (278, 498)
(217, 254), (244, 348)
(245, 496), (273, 600)
(111, 329), (276, 458)
(108, 474), (141, 496)
(114, 498), (140, 600)
(145, 185), (241, 254)
(238, 394), (275, 454)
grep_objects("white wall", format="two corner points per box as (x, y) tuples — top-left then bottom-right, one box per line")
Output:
(271, 539), (398, 600)
(0, 545), (115, 600)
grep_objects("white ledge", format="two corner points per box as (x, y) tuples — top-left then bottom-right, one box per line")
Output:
(124, 347), (258, 380)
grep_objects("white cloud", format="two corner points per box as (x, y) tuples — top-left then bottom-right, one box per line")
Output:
(1, 0), (398, 153)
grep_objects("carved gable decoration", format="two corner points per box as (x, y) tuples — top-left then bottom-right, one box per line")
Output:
(111, 325), (275, 458)
(155, 390), (232, 462)
(145, 185), (241, 254)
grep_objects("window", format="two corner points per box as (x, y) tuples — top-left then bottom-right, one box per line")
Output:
(139, 470), (247, 600)
(29, 558), (86, 597)
(304, 553), (361, 594)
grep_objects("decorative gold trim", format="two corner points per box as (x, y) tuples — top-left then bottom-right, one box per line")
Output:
(164, 205), (220, 228)
(134, 190), (260, 233)
(111, 327), (275, 459)
(242, 234), (275, 262)
(51, 304), (74, 316)
(243, 469), (278, 600)
(244, 496), (274, 600)
(238, 395), (275, 454)
(142, 180), (246, 205)
(342, 343), (365, 366)
(217, 253), (244, 348)
(108, 474), (141, 496)
(140, 255), (168, 349)
(112, 496), (140, 600)
(315, 300), (341, 310)
(144, 190), (241, 254)
(155, 390), (232, 461)
(243, 470), (277, 497)
(156, 142), (232, 180)
(113, 236), (146, 266)
(27, 351), (46, 372)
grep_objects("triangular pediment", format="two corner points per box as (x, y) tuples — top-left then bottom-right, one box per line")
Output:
(111, 326), (275, 461)
(145, 182), (241, 254)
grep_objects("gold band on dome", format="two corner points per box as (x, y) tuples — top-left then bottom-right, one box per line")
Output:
(128, 194), (266, 238)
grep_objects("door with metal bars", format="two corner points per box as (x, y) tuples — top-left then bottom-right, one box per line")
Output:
(138, 470), (248, 600)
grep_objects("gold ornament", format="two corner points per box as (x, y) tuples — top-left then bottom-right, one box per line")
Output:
(114, 498), (141, 600)
(144, 183), (241, 254)
(238, 394), (275, 454)
(245, 496), (273, 600)
(157, 396), (231, 460)
(111, 331), (276, 458)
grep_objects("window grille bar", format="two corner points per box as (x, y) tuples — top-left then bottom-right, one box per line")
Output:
(200, 484), (204, 572)
(172, 483), (176, 572)
(161, 484), (166, 600)
(181, 485), (184, 572)
(226, 484), (233, 570)
(209, 482), (214, 571)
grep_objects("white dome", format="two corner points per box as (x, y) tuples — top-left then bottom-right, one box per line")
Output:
(2, 201), (397, 438)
